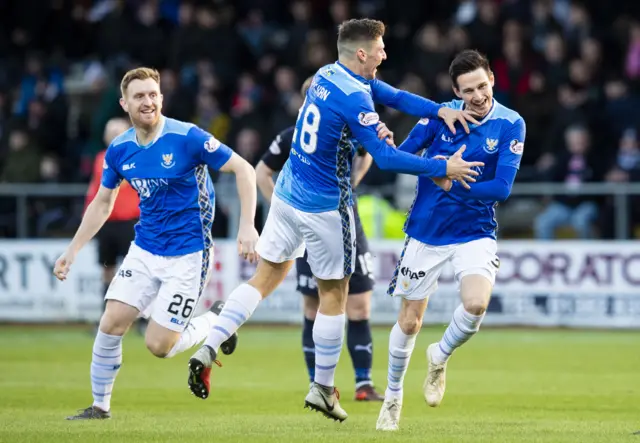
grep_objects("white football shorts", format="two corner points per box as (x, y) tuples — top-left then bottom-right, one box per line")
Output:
(256, 194), (356, 280)
(388, 236), (499, 301)
(105, 242), (213, 332)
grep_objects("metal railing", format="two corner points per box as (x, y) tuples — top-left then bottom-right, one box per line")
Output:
(1, 182), (639, 239)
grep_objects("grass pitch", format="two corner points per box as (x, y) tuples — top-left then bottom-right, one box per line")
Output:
(0, 325), (638, 443)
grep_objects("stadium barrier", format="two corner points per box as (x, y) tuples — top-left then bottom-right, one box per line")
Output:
(1, 239), (638, 328)
(1, 181), (640, 239)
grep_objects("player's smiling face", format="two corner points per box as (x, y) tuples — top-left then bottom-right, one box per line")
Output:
(120, 78), (163, 128)
(362, 36), (387, 80)
(453, 68), (495, 118)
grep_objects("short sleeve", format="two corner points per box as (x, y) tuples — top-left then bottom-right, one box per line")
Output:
(497, 118), (526, 169)
(187, 125), (233, 171)
(260, 127), (293, 171)
(101, 147), (123, 189)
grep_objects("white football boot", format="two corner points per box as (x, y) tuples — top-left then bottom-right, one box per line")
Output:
(304, 382), (348, 422)
(424, 343), (448, 407)
(376, 397), (402, 431)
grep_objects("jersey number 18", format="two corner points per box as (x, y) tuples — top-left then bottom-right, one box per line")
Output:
(293, 99), (321, 154)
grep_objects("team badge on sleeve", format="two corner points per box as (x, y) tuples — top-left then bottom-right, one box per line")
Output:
(509, 139), (524, 155)
(204, 136), (221, 153)
(418, 118), (429, 125)
(358, 112), (380, 126)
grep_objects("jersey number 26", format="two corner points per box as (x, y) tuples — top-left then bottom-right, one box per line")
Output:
(293, 99), (321, 155)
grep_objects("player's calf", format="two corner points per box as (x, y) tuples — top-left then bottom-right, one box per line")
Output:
(346, 297), (382, 401)
(210, 300), (238, 355)
(146, 334), (174, 358)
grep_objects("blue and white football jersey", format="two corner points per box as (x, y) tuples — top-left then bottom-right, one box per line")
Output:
(101, 117), (233, 256)
(401, 99), (526, 246)
(274, 62), (446, 213)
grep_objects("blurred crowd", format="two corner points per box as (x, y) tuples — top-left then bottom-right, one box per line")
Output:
(1, 0), (640, 239)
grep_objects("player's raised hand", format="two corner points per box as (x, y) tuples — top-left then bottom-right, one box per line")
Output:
(437, 108), (480, 135)
(445, 145), (484, 189)
(376, 122), (395, 146)
(237, 222), (259, 264)
(53, 251), (75, 281)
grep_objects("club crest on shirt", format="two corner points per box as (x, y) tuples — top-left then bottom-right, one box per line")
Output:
(161, 153), (175, 169)
(483, 138), (499, 154)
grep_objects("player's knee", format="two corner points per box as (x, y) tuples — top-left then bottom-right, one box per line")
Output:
(460, 275), (492, 315)
(99, 301), (136, 336)
(346, 293), (371, 320)
(98, 319), (128, 336)
(462, 297), (488, 316)
(398, 315), (421, 335)
(248, 258), (293, 298)
(398, 297), (428, 335)
(145, 336), (173, 358)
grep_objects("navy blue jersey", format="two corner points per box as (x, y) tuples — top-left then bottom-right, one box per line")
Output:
(274, 62), (447, 213)
(400, 99), (526, 245)
(101, 117), (233, 256)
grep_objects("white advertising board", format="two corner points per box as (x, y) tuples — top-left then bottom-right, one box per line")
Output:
(1, 239), (639, 328)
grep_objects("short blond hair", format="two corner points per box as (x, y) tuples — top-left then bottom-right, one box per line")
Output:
(120, 67), (160, 96)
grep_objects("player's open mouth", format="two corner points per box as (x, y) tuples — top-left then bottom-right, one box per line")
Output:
(141, 109), (155, 115)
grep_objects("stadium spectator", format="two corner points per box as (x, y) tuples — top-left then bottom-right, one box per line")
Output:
(0, 125), (41, 183)
(533, 125), (600, 239)
(0, 1), (639, 239)
(599, 128), (640, 238)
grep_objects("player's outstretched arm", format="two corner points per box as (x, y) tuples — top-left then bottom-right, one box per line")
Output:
(360, 127), (445, 176)
(375, 120), (484, 188)
(54, 185), (119, 281)
(346, 93), (460, 177)
(377, 119), (431, 155)
(219, 153), (259, 263)
(370, 80), (479, 134)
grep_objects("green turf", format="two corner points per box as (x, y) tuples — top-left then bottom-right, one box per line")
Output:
(0, 325), (638, 443)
